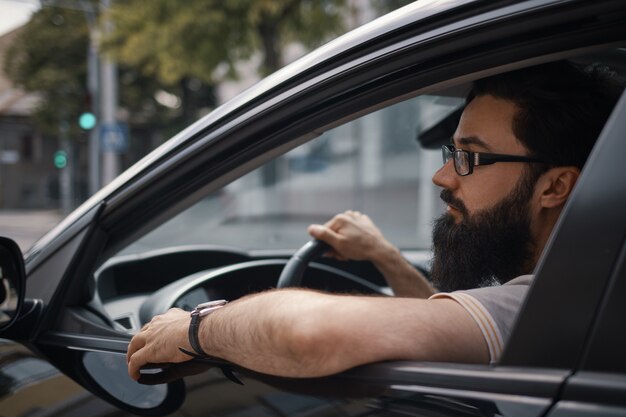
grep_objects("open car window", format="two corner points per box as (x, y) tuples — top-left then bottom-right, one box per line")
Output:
(117, 94), (463, 256)
(95, 92), (464, 333)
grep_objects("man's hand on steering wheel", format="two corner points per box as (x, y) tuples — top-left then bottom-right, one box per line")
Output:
(275, 210), (394, 289)
(307, 210), (395, 264)
(308, 210), (435, 298)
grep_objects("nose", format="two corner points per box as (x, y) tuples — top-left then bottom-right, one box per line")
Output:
(432, 158), (459, 190)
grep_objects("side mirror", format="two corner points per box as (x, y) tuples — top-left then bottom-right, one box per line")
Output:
(0, 237), (25, 331)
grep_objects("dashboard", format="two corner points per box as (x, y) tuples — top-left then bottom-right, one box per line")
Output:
(94, 246), (403, 333)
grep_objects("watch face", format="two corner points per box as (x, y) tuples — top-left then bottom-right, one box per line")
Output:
(198, 305), (226, 317)
(195, 300), (228, 317)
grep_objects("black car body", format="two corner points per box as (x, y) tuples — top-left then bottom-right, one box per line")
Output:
(1, 0), (626, 416)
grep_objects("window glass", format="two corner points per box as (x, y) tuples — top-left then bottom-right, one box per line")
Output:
(121, 95), (463, 255)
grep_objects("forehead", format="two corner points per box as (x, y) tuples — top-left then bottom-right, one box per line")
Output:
(453, 94), (526, 154)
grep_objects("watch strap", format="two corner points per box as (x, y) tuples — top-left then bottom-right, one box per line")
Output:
(189, 312), (209, 357)
(185, 299), (228, 358)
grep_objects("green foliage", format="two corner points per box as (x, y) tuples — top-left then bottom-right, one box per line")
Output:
(102, 0), (348, 84)
(4, 7), (89, 137)
(3, 5), (186, 138)
(102, 2), (241, 86)
(3, 0), (407, 141)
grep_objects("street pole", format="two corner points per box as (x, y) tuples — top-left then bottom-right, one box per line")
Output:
(87, 21), (101, 195)
(100, 0), (119, 185)
(41, 0), (104, 196)
(59, 118), (73, 214)
(87, 25), (100, 195)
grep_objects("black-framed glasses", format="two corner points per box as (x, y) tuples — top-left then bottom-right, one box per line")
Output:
(442, 144), (545, 176)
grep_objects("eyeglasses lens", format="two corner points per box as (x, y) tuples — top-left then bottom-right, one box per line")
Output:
(454, 151), (470, 175)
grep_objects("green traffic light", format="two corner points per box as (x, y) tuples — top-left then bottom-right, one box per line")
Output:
(79, 112), (97, 130)
(54, 150), (68, 169)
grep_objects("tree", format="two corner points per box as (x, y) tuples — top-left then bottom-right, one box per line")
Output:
(3, 5), (181, 136)
(3, 0), (408, 166)
(102, 0), (349, 184)
(245, 0), (349, 75)
(102, 0), (348, 83)
(3, 7), (89, 138)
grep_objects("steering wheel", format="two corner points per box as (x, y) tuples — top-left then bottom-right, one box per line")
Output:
(276, 239), (330, 288)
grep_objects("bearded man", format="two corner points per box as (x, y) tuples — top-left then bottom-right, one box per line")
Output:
(127, 61), (621, 380)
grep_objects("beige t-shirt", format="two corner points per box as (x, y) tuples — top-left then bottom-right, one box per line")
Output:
(429, 275), (533, 363)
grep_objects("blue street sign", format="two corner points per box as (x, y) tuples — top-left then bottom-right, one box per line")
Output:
(99, 122), (129, 153)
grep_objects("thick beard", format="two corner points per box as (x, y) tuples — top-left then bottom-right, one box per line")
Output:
(430, 174), (537, 292)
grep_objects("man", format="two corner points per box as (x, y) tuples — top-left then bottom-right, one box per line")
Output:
(127, 61), (620, 381)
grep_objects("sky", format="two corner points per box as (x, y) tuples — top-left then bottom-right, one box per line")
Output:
(0, 0), (39, 37)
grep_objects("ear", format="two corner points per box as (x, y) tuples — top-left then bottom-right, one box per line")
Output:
(535, 166), (580, 209)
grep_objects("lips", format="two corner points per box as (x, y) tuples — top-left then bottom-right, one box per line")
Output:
(440, 189), (467, 217)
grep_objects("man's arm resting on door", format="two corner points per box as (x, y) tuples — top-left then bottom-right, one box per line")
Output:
(127, 289), (488, 380)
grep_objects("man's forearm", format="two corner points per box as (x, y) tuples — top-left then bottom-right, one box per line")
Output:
(196, 289), (485, 377)
(127, 287), (489, 380)
(197, 289), (442, 377)
(198, 290), (340, 377)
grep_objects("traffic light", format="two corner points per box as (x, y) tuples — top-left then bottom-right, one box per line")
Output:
(54, 150), (68, 169)
(79, 112), (97, 130)
(78, 92), (97, 130)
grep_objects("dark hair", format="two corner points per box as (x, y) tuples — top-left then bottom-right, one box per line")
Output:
(467, 61), (622, 173)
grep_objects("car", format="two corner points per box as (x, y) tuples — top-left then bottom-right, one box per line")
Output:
(1, 0), (626, 415)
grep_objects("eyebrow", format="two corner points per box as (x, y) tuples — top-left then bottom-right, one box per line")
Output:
(453, 136), (493, 152)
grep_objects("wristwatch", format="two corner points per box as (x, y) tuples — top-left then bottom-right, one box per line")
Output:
(188, 299), (228, 357)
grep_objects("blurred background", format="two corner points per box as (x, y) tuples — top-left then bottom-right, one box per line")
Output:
(0, 0), (413, 250)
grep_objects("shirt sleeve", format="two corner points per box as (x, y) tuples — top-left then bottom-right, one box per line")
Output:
(429, 275), (533, 363)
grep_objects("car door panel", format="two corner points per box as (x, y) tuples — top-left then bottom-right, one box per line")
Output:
(548, 215), (626, 416)
(183, 362), (568, 417)
(547, 403), (626, 417)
